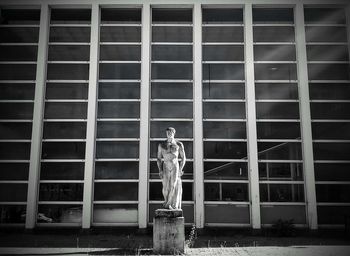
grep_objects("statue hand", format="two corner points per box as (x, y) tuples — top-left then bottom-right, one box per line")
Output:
(179, 170), (184, 177)
(159, 171), (163, 179)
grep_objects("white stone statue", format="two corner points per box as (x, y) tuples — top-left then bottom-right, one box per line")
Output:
(157, 127), (186, 210)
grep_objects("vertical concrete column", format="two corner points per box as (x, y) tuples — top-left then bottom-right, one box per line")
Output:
(295, 3), (318, 230)
(193, 3), (205, 228)
(138, 3), (151, 229)
(25, 3), (49, 229)
(82, 3), (99, 229)
(244, 3), (261, 230)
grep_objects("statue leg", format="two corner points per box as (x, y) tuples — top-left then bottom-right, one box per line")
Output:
(162, 170), (170, 207)
(165, 170), (177, 209)
(175, 179), (182, 209)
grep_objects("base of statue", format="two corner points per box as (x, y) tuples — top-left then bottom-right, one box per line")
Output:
(153, 209), (185, 255)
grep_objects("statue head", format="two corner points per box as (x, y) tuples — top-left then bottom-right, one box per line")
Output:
(166, 127), (176, 140)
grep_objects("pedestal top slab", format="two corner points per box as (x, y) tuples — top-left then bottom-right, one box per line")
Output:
(155, 209), (183, 218)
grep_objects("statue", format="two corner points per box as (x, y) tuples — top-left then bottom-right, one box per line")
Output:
(157, 127), (186, 210)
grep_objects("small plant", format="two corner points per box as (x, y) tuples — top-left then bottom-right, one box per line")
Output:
(272, 219), (295, 237)
(186, 224), (197, 248)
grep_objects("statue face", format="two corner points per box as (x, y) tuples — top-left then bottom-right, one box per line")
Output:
(166, 130), (175, 139)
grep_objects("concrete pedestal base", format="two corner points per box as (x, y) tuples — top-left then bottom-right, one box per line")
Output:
(153, 209), (185, 255)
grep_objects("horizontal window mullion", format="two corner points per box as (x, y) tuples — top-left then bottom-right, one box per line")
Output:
(203, 118), (246, 122)
(260, 202), (305, 206)
(305, 24), (346, 27)
(149, 200), (194, 204)
(151, 61), (193, 64)
(0, 202), (27, 205)
(49, 42), (90, 46)
(310, 100), (350, 103)
(97, 99), (140, 102)
(49, 24), (90, 27)
(40, 159), (85, 163)
(0, 24), (40, 28)
(307, 61), (349, 64)
(202, 61), (244, 64)
(313, 139), (350, 143)
(202, 42), (244, 45)
(202, 80), (245, 83)
(100, 42), (141, 45)
(39, 180), (84, 183)
(46, 79), (89, 83)
(150, 99), (193, 102)
(95, 158), (139, 162)
(204, 201), (249, 205)
(314, 160), (350, 163)
(253, 42), (295, 45)
(311, 119), (350, 123)
(151, 79), (193, 83)
(317, 202), (350, 206)
(255, 80), (298, 83)
(150, 138), (193, 141)
(0, 43), (38, 46)
(0, 139), (32, 143)
(0, 61), (37, 65)
(151, 42), (193, 45)
(0, 160), (30, 163)
(253, 23), (294, 27)
(94, 179), (139, 183)
(149, 158), (193, 162)
(43, 119), (87, 122)
(259, 180), (304, 184)
(0, 100), (34, 103)
(37, 201), (83, 204)
(41, 139), (86, 142)
(47, 61), (89, 64)
(99, 79), (141, 83)
(95, 138), (140, 142)
(93, 201), (138, 204)
(202, 99), (245, 102)
(255, 99), (299, 103)
(203, 138), (246, 142)
(100, 24), (141, 27)
(99, 60), (141, 64)
(44, 99), (88, 103)
(97, 118), (140, 122)
(202, 24), (244, 27)
(203, 180), (249, 183)
(0, 120), (33, 123)
(256, 119), (300, 122)
(315, 181), (350, 185)
(0, 80), (36, 83)
(203, 159), (248, 162)
(152, 24), (192, 27)
(258, 159), (303, 163)
(257, 139), (301, 142)
(306, 42), (348, 46)
(150, 118), (193, 121)
(0, 180), (28, 184)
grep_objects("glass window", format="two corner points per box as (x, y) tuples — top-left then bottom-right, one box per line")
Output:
(202, 27), (243, 42)
(95, 162), (139, 179)
(45, 83), (88, 99)
(151, 63), (192, 80)
(149, 182), (193, 201)
(48, 45), (90, 61)
(39, 183), (83, 201)
(0, 184), (27, 201)
(312, 122), (350, 140)
(100, 45), (141, 61)
(97, 121), (139, 138)
(152, 26), (192, 42)
(0, 205), (26, 223)
(151, 102), (193, 118)
(0, 163), (29, 180)
(37, 205), (82, 223)
(256, 102), (300, 119)
(150, 141), (193, 159)
(40, 162), (84, 180)
(315, 163), (350, 181)
(203, 102), (245, 119)
(204, 162), (248, 180)
(94, 182), (138, 201)
(49, 27), (91, 42)
(0, 122), (32, 139)
(0, 142), (30, 160)
(96, 141), (139, 159)
(261, 205), (306, 224)
(0, 64), (36, 80)
(304, 8), (346, 25)
(0, 103), (33, 119)
(47, 64), (89, 80)
(205, 204), (249, 224)
(311, 103), (350, 119)
(258, 142), (302, 160)
(305, 26), (347, 43)
(100, 27), (141, 42)
(202, 8), (243, 24)
(152, 45), (192, 61)
(97, 102), (140, 118)
(93, 204), (138, 223)
(254, 64), (297, 81)
(203, 45), (244, 61)
(44, 102), (87, 119)
(259, 163), (303, 181)
(101, 8), (141, 24)
(151, 83), (193, 99)
(317, 206), (350, 225)
(0, 27), (39, 43)
(203, 121), (246, 139)
(309, 83), (350, 100)
(254, 45), (296, 61)
(255, 83), (298, 99)
(152, 9), (192, 23)
(0, 83), (35, 100)
(203, 83), (245, 99)
(150, 121), (193, 138)
(204, 183), (248, 201)
(308, 64), (349, 80)
(316, 184), (350, 202)
(99, 63), (140, 80)
(260, 184), (304, 202)
(307, 45), (348, 61)
(0, 45), (38, 61)
(0, 9), (40, 24)
(41, 142), (86, 159)
(43, 122), (86, 139)
(98, 83), (140, 99)
(204, 142), (247, 159)
(253, 27), (295, 42)
(50, 9), (91, 24)
(257, 122), (300, 139)
(313, 142), (350, 161)
(253, 8), (294, 24)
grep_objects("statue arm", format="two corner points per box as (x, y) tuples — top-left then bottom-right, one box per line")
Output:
(178, 142), (186, 176)
(157, 144), (163, 178)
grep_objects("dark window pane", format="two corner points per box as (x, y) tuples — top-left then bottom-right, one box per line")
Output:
(151, 64), (192, 80)
(254, 45), (296, 61)
(203, 27), (243, 42)
(203, 45), (244, 61)
(309, 83), (350, 100)
(39, 183), (83, 201)
(0, 205), (26, 223)
(101, 8), (141, 23)
(100, 27), (141, 42)
(0, 27), (39, 43)
(259, 163), (303, 181)
(151, 83), (193, 99)
(151, 102), (193, 118)
(204, 162), (248, 180)
(0, 9), (40, 25)
(47, 64), (89, 80)
(150, 121), (193, 138)
(149, 161), (193, 180)
(253, 8), (294, 23)
(96, 141), (139, 158)
(308, 64), (349, 80)
(0, 103), (33, 119)
(0, 64), (36, 80)
(49, 27), (91, 42)
(96, 121), (139, 138)
(48, 45), (90, 61)
(203, 102), (246, 119)
(46, 83), (88, 99)
(202, 8), (243, 24)
(43, 122), (86, 139)
(258, 142), (302, 160)
(261, 205), (306, 224)
(152, 45), (192, 61)
(253, 27), (295, 42)
(95, 162), (139, 179)
(311, 103), (350, 119)
(93, 204), (138, 223)
(51, 9), (91, 24)
(305, 26), (347, 42)
(152, 26), (192, 42)
(257, 122), (300, 139)
(0, 83), (35, 100)
(312, 122), (350, 140)
(40, 162), (84, 180)
(316, 184), (350, 203)
(99, 63), (140, 80)
(318, 206), (350, 225)
(205, 204), (249, 224)
(100, 45), (141, 61)
(203, 83), (245, 99)
(0, 142), (30, 160)
(37, 205), (82, 223)
(260, 184), (304, 202)
(150, 141), (192, 159)
(0, 45), (38, 61)
(313, 142), (350, 161)
(98, 83), (140, 99)
(315, 163), (350, 181)
(44, 102), (87, 119)
(0, 184), (27, 201)
(0, 163), (29, 180)
(204, 183), (248, 201)
(203, 64), (244, 80)
(307, 45), (348, 61)
(255, 64), (297, 80)
(152, 9), (192, 23)
(94, 182), (138, 201)
(0, 122), (32, 139)
(204, 142), (247, 159)
(42, 142), (86, 159)
(149, 182), (193, 201)
(256, 102), (300, 119)
(255, 83), (298, 99)
(203, 121), (246, 139)
(98, 102), (140, 118)
(304, 8), (346, 24)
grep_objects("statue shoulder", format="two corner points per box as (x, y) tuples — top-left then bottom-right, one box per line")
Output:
(175, 140), (184, 149)
(158, 140), (167, 150)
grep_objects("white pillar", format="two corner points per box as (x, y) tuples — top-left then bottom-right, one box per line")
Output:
(82, 3), (99, 229)
(193, 3), (204, 229)
(25, 3), (49, 229)
(244, 3), (261, 230)
(295, 3), (318, 230)
(138, 3), (151, 229)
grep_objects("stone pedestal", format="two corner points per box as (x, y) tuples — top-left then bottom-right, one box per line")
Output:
(153, 209), (185, 255)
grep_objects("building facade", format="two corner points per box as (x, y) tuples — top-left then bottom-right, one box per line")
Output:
(0, 0), (349, 230)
